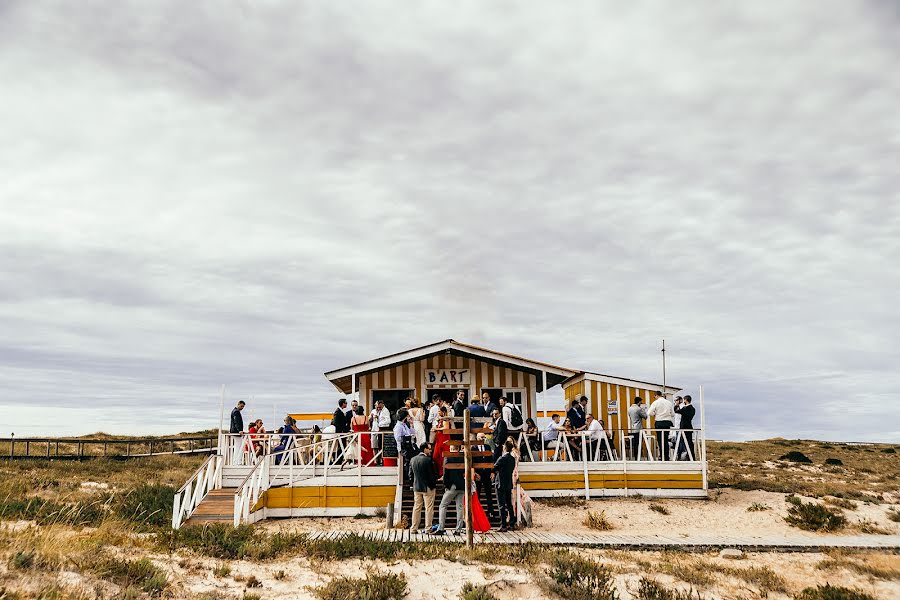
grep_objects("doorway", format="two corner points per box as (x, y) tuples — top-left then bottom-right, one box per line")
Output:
(372, 389), (414, 419)
(426, 388), (468, 406)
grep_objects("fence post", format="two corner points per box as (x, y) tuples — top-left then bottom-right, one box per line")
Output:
(149, 441), (153, 456)
(582, 435), (590, 500)
(464, 410), (473, 549)
(9, 438), (14, 459)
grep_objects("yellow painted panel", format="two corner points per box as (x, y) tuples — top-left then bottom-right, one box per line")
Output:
(522, 479), (703, 491)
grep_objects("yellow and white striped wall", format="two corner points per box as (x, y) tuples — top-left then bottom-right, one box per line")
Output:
(357, 354), (539, 417)
(562, 373), (679, 434)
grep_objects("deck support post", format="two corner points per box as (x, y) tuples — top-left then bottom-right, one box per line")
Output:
(463, 409), (473, 549)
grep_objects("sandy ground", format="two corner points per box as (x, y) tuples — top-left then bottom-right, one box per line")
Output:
(531, 489), (900, 538)
(154, 548), (900, 599)
(257, 489), (900, 539)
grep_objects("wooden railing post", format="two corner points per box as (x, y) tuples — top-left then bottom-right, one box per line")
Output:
(464, 410), (473, 549)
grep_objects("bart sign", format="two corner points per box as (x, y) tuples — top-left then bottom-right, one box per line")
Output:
(425, 369), (470, 385)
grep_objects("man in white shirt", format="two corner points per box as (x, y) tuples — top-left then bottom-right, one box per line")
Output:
(585, 413), (607, 461)
(647, 390), (675, 461)
(500, 397), (523, 434)
(541, 413), (564, 454)
(369, 400), (392, 465)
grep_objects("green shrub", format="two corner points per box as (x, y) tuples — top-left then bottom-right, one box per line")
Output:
(881, 448), (896, 454)
(313, 570), (408, 600)
(887, 509), (900, 523)
(213, 563), (231, 577)
(746, 503), (769, 512)
(459, 582), (497, 600)
(785, 495), (802, 506)
(545, 552), (618, 600)
(824, 458), (843, 466)
(636, 577), (701, 600)
(794, 584), (875, 600)
(89, 555), (168, 595)
(116, 484), (175, 529)
(785, 501), (847, 532)
(780, 451), (812, 463)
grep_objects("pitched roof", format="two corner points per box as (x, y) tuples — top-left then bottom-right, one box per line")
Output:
(324, 339), (578, 394)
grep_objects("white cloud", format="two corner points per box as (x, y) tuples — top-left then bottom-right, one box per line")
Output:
(1, 1), (898, 440)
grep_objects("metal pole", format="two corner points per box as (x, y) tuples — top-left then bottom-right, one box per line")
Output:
(218, 385), (226, 434)
(463, 409), (473, 549)
(661, 339), (666, 395)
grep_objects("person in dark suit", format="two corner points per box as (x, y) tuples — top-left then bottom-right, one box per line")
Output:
(452, 390), (466, 417)
(468, 397), (486, 418)
(493, 439), (517, 532)
(490, 409), (508, 462)
(332, 399), (350, 434)
(332, 398), (350, 462)
(473, 435), (496, 520)
(674, 395), (696, 460)
(567, 398), (586, 431)
(230, 400), (246, 433)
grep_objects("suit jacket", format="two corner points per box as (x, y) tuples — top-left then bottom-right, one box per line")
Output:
(332, 408), (349, 433)
(567, 406), (586, 430)
(409, 453), (436, 492)
(452, 400), (466, 417)
(493, 418), (509, 444)
(230, 407), (243, 433)
(468, 403), (486, 418)
(493, 453), (516, 490)
(674, 404), (695, 430)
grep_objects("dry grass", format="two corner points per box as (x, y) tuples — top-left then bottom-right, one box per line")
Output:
(583, 510), (613, 531)
(817, 551), (900, 581)
(823, 496), (857, 510)
(708, 439), (899, 499)
(649, 503), (670, 515)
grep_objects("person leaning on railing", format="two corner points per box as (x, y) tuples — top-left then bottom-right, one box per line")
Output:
(628, 396), (648, 460)
(674, 395), (696, 460)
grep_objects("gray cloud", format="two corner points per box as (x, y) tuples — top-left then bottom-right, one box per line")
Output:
(1, 1), (898, 440)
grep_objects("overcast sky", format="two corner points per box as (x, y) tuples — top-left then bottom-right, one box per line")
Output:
(1, 1), (898, 442)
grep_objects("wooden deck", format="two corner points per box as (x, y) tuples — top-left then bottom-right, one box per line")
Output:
(305, 529), (900, 552)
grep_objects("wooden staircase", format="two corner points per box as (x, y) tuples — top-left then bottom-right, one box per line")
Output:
(399, 477), (502, 530)
(182, 488), (236, 526)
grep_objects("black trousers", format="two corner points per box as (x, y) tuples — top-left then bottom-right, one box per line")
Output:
(475, 472), (495, 518)
(655, 420), (673, 461)
(493, 435), (508, 462)
(678, 431), (695, 460)
(497, 485), (514, 527)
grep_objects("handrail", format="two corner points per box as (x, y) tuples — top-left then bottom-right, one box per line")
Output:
(176, 454), (217, 495)
(232, 431), (390, 525)
(172, 453), (222, 529)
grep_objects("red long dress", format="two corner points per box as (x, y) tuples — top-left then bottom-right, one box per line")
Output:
(433, 429), (450, 477)
(353, 420), (373, 466)
(470, 491), (491, 532)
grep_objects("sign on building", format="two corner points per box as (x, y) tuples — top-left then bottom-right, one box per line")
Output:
(607, 398), (619, 415)
(425, 369), (470, 385)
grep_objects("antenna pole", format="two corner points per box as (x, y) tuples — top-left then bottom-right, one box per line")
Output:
(661, 339), (667, 394)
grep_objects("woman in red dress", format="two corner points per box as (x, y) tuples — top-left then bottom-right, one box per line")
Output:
(470, 471), (492, 532)
(432, 406), (451, 477)
(350, 407), (373, 466)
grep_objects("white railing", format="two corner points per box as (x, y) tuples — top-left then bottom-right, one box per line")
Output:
(510, 428), (700, 463)
(172, 454), (223, 529)
(232, 431), (395, 525)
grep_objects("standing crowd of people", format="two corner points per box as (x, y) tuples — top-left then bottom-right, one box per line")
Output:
(227, 386), (698, 469)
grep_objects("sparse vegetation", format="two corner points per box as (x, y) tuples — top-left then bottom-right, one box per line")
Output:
(244, 575), (262, 588)
(459, 582), (497, 600)
(824, 458), (843, 466)
(636, 577), (702, 600)
(780, 451), (812, 463)
(887, 508), (900, 523)
(312, 570), (408, 600)
(536, 496), (587, 508)
(584, 510), (613, 531)
(649, 503), (670, 515)
(746, 502), (769, 512)
(823, 496), (856, 510)
(785, 501), (847, 532)
(855, 518), (891, 535)
(817, 552), (900, 580)
(213, 562), (231, 577)
(794, 584), (876, 600)
(543, 551), (618, 600)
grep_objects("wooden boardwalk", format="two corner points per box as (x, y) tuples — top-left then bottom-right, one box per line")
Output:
(305, 529), (900, 552)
